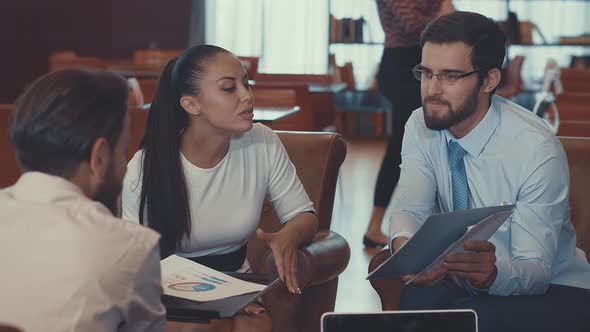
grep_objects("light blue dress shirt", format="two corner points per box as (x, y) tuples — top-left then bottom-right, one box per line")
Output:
(389, 95), (590, 296)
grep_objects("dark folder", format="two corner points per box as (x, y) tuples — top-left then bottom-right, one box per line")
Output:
(163, 272), (280, 323)
(367, 204), (515, 280)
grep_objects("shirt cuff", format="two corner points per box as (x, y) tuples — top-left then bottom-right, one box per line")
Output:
(488, 259), (513, 296)
(470, 284), (490, 294)
(389, 213), (421, 253)
(388, 231), (414, 254)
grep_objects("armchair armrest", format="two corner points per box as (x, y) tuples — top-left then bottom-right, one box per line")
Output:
(260, 230), (350, 288)
(368, 249), (403, 310)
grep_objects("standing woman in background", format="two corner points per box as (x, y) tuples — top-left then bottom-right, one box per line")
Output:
(364, 0), (455, 247)
(122, 44), (318, 332)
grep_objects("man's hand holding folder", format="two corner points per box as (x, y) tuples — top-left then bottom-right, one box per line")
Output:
(396, 239), (498, 289)
(368, 205), (515, 284)
(392, 236), (448, 287)
(443, 240), (498, 289)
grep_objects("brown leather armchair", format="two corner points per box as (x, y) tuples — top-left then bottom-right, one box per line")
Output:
(368, 136), (590, 310)
(247, 130), (350, 332)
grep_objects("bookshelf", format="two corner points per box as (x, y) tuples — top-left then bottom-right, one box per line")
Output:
(494, 0), (590, 90)
(328, 0), (590, 91)
(327, 0), (385, 90)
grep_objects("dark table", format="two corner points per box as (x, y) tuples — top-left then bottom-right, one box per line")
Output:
(253, 106), (300, 123)
(139, 104), (300, 124)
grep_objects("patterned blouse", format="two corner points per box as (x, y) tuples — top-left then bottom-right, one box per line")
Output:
(376, 0), (443, 48)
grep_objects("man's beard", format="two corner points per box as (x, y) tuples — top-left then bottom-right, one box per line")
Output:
(93, 162), (122, 216)
(422, 86), (479, 131)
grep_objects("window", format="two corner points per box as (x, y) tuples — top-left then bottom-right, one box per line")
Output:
(205, 0), (329, 74)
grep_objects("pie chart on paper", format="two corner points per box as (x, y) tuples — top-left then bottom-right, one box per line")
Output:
(169, 282), (216, 292)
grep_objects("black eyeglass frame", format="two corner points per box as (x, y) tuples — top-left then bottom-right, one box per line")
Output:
(412, 65), (489, 84)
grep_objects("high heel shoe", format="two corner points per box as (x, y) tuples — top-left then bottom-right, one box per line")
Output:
(363, 235), (387, 248)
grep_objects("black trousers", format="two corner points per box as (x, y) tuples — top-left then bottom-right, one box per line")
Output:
(400, 280), (590, 332)
(374, 47), (422, 208)
(185, 243), (247, 272)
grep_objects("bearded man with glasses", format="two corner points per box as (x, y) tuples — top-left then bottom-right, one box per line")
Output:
(387, 11), (590, 332)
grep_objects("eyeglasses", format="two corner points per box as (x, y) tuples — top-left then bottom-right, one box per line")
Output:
(412, 65), (488, 85)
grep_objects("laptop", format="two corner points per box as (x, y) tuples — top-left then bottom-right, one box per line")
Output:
(321, 310), (477, 332)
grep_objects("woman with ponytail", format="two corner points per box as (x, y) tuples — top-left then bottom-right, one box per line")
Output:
(121, 45), (317, 332)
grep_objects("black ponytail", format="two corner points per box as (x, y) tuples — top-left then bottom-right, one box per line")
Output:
(138, 45), (229, 258)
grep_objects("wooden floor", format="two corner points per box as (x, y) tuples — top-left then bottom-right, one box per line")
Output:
(330, 137), (388, 312)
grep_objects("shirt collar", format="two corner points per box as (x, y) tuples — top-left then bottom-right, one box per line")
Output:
(10, 171), (89, 204)
(443, 95), (501, 158)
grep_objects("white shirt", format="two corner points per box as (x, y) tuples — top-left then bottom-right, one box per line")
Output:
(122, 123), (315, 258)
(390, 95), (590, 295)
(0, 172), (166, 332)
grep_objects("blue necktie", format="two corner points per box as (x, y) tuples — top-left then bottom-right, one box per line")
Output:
(448, 141), (477, 296)
(449, 141), (469, 211)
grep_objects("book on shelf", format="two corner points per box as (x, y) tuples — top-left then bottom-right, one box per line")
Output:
(329, 15), (364, 43)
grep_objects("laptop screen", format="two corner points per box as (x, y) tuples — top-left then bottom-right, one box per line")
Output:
(322, 310), (477, 332)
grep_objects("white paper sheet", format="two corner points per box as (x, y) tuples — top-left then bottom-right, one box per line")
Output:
(161, 255), (267, 302)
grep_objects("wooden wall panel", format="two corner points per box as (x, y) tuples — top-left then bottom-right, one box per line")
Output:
(0, 0), (193, 102)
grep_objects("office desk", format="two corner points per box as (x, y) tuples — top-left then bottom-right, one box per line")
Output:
(104, 60), (163, 78)
(308, 82), (347, 94)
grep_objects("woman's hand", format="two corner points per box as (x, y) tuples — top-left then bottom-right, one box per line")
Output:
(256, 212), (318, 294)
(256, 228), (301, 294)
